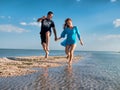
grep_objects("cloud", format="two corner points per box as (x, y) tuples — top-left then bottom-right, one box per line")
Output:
(110, 0), (117, 2)
(0, 16), (5, 19)
(0, 16), (12, 19)
(113, 19), (120, 28)
(0, 24), (29, 33)
(20, 22), (27, 26)
(8, 16), (11, 19)
(20, 22), (41, 27)
(76, 0), (80, 2)
(99, 34), (120, 40)
(33, 18), (36, 21)
(29, 22), (41, 27)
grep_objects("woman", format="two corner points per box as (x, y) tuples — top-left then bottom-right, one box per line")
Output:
(57, 18), (83, 64)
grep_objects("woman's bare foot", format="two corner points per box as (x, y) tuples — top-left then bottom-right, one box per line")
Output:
(68, 60), (72, 65)
(66, 53), (70, 59)
(66, 55), (69, 59)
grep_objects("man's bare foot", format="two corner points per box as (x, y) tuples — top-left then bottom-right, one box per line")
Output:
(45, 50), (49, 58)
(46, 46), (50, 52)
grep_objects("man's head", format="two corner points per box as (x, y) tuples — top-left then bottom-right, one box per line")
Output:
(47, 11), (53, 20)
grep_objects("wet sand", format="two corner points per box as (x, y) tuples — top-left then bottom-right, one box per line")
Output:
(0, 56), (81, 77)
(0, 52), (120, 90)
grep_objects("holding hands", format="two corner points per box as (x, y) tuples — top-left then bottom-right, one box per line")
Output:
(55, 37), (61, 41)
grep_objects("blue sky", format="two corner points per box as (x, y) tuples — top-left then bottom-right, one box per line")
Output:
(0, 0), (120, 51)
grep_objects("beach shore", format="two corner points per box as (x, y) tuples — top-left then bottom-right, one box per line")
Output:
(0, 56), (81, 77)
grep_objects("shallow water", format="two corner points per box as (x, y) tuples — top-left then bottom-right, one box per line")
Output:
(0, 51), (120, 90)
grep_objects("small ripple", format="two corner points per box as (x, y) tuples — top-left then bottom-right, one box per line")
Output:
(0, 61), (120, 90)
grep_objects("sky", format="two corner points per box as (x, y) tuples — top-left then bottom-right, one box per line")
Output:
(0, 0), (120, 51)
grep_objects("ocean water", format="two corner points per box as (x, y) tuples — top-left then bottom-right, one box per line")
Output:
(0, 49), (84, 58)
(0, 49), (120, 90)
(0, 49), (73, 57)
(0, 49), (47, 57)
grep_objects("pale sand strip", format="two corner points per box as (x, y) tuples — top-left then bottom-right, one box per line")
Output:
(0, 56), (81, 77)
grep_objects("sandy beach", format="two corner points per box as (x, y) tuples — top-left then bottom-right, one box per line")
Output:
(0, 56), (81, 77)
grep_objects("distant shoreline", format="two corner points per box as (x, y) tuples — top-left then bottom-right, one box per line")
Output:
(0, 48), (118, 52)
(0, 56), (81, 77)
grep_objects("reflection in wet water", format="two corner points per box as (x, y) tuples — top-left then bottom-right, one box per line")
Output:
(64, 65), (73, 90)
(34, 67), (50, 90)
(32, 65), (74, 90)
(0, 52), (120, 90)
(0, 63), (120, 90)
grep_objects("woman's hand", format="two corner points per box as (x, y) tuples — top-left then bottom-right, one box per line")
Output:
(80, 40), (83, 46)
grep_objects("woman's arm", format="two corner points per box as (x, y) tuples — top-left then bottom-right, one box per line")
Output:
(75, 26), (80, 40)
(75, 26), (83, 46)
(61, 29), (66, 38)
(56, 29), (66, 41)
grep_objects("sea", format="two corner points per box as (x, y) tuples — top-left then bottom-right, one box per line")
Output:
(0, 49), (120, 90)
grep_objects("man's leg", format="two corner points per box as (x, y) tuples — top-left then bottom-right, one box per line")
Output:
(42, 42), (46, 51)
(41, 34), (49, 58)
(42, 43), (49, 58)
(46, 31), (50, 51)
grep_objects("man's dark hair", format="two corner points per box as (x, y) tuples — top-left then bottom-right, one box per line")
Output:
(47, 11), (53, 15)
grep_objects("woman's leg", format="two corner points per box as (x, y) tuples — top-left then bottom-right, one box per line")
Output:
(69, 44), (76, 64)
(65, 45), (70, 59)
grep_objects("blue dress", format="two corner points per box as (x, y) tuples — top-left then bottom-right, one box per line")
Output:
(60, 26), (81, 47)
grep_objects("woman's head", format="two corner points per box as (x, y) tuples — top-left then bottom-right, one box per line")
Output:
(64, 18), (73, 29)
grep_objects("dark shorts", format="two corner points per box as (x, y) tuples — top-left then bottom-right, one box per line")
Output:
(40, 33), (46, 44)
(40, 31), (51, 44)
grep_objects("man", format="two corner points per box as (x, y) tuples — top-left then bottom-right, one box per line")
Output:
(37, 11), (57, 58)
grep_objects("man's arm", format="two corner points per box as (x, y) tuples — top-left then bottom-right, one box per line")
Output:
(37, 16), (46, 22)
(52, 27), (57, 41)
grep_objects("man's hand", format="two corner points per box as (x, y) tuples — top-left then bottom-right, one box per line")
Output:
(55, 37), (57, 41)
(37, 16), (46, 22)
(42, 16), (46, 19)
